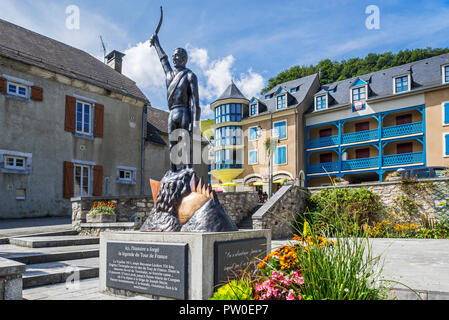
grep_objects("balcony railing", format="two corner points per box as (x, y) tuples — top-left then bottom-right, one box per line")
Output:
(307, 135), (339, 149)
(341, 129), (378, 145)
(308, 162), (339, 174)
(308, 152), (424, 174)
(306, 121), (424, 149)
(214, 161), (243, 170)
(341, 157), (379, 171)
(382, 121), (423, 138)
(382, 152), (424, 167)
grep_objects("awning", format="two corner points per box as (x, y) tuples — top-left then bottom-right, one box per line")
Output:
(273, 178), (289, 184)
(252, 181), (267, 186)
(220, 183), (238, 187)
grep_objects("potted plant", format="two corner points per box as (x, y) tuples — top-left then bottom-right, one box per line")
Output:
(333, 177), (349, 186)
(86, 201), (117, 223)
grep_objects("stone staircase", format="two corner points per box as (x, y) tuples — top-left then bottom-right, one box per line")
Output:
(0, 233), (100, 289)
(237, 204), (263, 230)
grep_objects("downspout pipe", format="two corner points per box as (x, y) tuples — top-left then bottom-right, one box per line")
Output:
(141, 104), (148, 195)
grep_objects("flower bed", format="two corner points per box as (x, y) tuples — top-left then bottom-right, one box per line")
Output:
(211, 226), (389, 301)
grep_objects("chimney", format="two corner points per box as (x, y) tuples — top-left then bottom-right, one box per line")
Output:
(105, 50), (125, 74)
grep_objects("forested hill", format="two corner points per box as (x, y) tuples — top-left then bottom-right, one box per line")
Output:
(261, 48), (449, 94)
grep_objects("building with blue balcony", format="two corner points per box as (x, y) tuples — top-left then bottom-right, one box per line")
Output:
(305, 53), (449, 187)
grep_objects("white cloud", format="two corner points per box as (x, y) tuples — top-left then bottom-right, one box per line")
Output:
(122, 40), (166, 90)
(235, 69), (265, 99)
(186, 44), (265, 118)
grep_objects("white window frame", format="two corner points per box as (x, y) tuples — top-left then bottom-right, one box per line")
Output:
(248, 150), (258, 165)
(248, 126), (259, 141)
(276, 94), (287, 110)
(442, 101), (449, 126)
(0, 150), (32, 174)
(2, 74), (33, 100)
(273, 120), (287, 140)
(4, 156), (26, 170)
(116, 166), (137, 185)
(273, 145), (287, 165)
(443, 64), (449, 84)
(443, 133), (449, 158)
(75, 100), (94, 136)
(72, 160), (95, 197)
(314, 93), (328, 111)
(250, 102), (258, 116)
(350, 84), (368, 104)
(393, 74), (411, 94)
(7, 81), (29, 98)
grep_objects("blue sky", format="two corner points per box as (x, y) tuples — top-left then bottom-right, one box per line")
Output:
(1, 0), (449, 118)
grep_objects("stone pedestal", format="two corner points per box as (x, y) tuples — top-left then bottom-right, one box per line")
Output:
(99, 230), (271, 300)
(0, 257), (26, 300)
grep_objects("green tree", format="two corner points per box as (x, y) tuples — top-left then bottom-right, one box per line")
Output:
(261, 47), (449, 93)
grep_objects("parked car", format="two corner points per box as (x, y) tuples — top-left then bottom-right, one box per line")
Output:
(399, 166), (448, 179)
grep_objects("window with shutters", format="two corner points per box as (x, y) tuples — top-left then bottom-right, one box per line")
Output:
(274, 146), (287, 165)
(443, 102), (449, 126)
(444, 134), (449, 157)
(76, 100), (93, 136)
(74, 164), (91, 197)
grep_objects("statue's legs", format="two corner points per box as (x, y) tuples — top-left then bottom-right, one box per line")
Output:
(168, 106), (192, 171)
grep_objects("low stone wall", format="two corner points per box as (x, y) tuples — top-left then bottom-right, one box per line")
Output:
(308, 178), (449, 224)
(71, 196), (154, 229)
(71, 193), (259, 231)
(216, 192), (260, 225)
(78, 222), (138, 237)
(252, 185), (309, 239)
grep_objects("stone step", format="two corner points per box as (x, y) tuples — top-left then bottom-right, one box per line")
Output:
(0, 244), (99, 265)
(0, 230), (78, 245)
(9, 236), (99, 248)
(23, 257), (99, 289)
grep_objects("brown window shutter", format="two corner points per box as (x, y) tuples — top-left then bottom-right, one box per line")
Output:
(31, 86), (43, 101)
(93, 165), (103, 196)
(63, 161), (74, 199)
(65, 96), (76, 133)
(94, 104), (104, 138)
(0, 77), (6, 94)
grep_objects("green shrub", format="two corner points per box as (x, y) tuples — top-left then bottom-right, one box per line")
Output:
(308, 187), (382, 236)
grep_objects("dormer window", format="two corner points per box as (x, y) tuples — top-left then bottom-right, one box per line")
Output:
(276, 94), (286, 110)
(315, 94), (327, 111)
(265, 94), (273, 100)
(290, 86), (299, 93)
(250, 103), (258, 116)
(350, 79), (368, 112)
(443, 65), (449, 84)
(394, 74), (410, 94)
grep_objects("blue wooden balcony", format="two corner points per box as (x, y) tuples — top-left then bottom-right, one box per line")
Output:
(341, 129), (378, 145)
(308, 162), (339, 174)
(341, 157), (379, 171)
(307, 135), (339, 149)
(382, 121), (423, 138)
(382, 152), (424, 167)
(306, 122), (424, 149)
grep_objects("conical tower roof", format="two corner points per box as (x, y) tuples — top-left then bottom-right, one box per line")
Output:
(215, 81), (247, 102)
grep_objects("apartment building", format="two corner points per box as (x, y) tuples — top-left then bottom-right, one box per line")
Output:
(305, 53), (449, 186)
